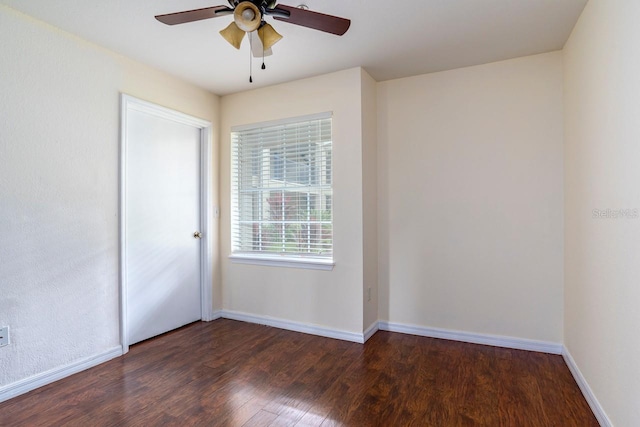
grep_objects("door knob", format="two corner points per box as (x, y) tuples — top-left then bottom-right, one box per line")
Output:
(193, 231), (202, 239)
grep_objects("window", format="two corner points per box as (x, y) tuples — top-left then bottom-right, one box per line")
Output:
(231, 113), (333, 268)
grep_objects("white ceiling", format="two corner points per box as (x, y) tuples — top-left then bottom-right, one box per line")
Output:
(1, 0), (587, 95)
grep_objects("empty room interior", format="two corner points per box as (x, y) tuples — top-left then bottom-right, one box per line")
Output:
(0, 0), (638, 425)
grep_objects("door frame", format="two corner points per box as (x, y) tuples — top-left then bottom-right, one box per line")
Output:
(119, 94), (214, 354)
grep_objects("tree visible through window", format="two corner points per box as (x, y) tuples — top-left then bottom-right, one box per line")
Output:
(231, 113), (333, 260)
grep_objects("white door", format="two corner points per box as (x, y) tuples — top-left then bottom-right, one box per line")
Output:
(124, 106), (202, 345)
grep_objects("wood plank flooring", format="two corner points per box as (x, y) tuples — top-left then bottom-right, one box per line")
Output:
(0, 319), (598, 426)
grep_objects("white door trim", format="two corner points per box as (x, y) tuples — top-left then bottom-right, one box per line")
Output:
(119, 94), (214, 354)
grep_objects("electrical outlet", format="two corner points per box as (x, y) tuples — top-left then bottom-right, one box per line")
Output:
(0, 326), (9, 347)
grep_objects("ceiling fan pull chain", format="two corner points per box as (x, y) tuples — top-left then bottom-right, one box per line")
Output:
(249, 32), (253, 83)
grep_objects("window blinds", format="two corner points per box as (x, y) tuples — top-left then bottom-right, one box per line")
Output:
(231, 113), (333, 259)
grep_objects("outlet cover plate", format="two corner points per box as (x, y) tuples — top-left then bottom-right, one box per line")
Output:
(0, 326), (9, 347)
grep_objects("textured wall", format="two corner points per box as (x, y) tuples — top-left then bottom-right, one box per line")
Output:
(0, 6), (219, 388)
(377, 52), (564, 343)
(564, 0), (640, 425)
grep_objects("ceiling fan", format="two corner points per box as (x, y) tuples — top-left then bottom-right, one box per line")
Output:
(155, 1), (351, 56)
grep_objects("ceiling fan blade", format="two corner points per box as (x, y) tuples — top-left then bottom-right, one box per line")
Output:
(269, 4), (350, 36)
(155, 5), (233, 26)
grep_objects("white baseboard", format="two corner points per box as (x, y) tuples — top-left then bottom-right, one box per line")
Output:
(216, 314), (563, 355)
(363, 321), (379, 342)
(378, 321), (563, 355)
(220, 310), (365, 343)
(209, 310), (223, 321)
(562, 348), (611, 427)
(0, 346), (122, 404)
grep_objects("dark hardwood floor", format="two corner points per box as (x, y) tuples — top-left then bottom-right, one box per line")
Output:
(1, 319), (598, 426)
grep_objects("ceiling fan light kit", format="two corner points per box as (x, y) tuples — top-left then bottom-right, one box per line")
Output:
(257, 23), (283, 51)
(233, 2), (261, 32)
(155, 1), (350, 83)
(219, 22), (246, 49)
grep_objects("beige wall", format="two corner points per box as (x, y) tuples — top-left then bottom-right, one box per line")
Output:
(0, 6), (219, 388)
(361, 69), (379, 331)
(377, 52), (564, 343)
(564, 0), (640, 425)
(220, 68), (366, 334)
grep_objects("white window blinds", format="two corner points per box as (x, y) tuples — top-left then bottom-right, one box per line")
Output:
(231, 113), (333, 260)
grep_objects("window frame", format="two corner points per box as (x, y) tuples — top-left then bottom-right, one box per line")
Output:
(229, 112), (335, 270)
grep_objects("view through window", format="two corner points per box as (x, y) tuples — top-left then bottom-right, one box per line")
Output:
(231, 113), (333, 261)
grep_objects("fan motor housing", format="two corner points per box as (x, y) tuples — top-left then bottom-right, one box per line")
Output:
(228, 0), (277, 10)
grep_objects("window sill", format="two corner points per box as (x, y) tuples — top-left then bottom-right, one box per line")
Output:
(229, 254), (335, 271)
